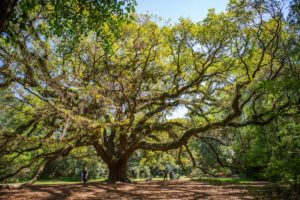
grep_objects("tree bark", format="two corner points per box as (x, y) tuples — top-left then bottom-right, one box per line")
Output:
(0, 0), (18, 34)
(107, 158), (130, 183)
(93, 141), (134, 183)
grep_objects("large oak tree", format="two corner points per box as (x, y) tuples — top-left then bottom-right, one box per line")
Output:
(0, 0), (299, 183)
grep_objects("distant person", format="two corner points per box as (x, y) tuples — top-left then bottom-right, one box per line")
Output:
(163, 169), (168, 181)
(169, 171), (174, 180)
(80, 167), (88, 184)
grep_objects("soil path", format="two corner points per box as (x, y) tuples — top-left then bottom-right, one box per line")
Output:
(0, 180), (269, 200)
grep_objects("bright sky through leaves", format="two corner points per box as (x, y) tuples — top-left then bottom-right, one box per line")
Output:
(137, 0), (229, 118)
(136, 0), (229, 23)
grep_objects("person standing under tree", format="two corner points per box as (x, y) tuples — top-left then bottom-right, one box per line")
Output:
(163, 169), (169, 181)
(80, 167), (88, 184)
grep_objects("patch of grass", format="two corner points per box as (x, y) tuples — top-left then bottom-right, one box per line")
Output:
(33, 176), (190, 185)
(34, 177), (106, 185)
(130, 176), (190, 182)
(2, 175), (191, 186)
(196, 177), (256, 185)
(34, 180), (78, 185)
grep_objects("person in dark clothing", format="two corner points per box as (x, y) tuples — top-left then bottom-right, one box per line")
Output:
(163, 169), (168, 181)
(80, 167), (88, 184)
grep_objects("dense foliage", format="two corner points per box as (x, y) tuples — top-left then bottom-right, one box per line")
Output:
(0, 0), (136, 58)
(0, 0), (299, 189)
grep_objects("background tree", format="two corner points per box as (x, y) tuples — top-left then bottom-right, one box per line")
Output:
(0, 0), (136, 36)
(0, 0), (136, 89)
(0, 0), (299, 183)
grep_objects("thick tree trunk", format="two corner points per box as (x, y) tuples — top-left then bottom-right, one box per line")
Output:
(93, 141), (134, 183)
(107, 158), (130, 183)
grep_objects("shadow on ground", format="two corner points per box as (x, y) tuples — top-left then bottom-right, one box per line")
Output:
(0, 180), (271, 200)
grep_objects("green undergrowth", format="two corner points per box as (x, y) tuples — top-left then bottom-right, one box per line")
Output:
(34, 176), (192, 185)
(196, 177), (257, 185)
(35, 178), (106, 185)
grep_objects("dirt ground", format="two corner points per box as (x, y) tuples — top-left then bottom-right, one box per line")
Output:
(0, 180), (270, 200)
